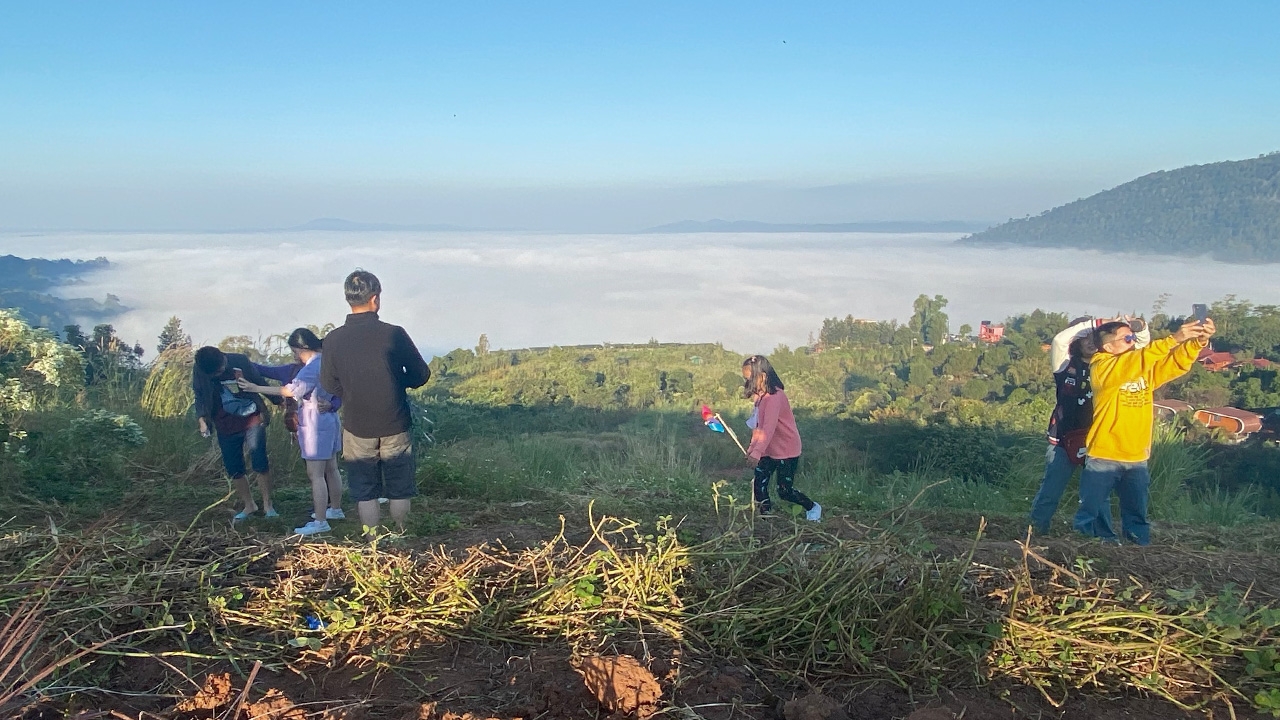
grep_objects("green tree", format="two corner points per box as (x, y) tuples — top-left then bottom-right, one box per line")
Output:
(909, 294), (949, 345)
(476, 333), (490, 356)
(156, 316), (191, 355)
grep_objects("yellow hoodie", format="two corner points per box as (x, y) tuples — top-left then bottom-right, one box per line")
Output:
(1087, 335), (1207, 463)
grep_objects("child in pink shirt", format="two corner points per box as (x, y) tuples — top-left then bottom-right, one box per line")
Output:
(742, 355), (821, 521)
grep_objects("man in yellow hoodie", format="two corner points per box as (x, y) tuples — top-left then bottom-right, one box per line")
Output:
(1072, 317), (1215, 544)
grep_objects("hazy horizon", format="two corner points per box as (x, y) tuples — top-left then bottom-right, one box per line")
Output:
(5, 5), (1279, 231)
(6, 230), (1278, 359)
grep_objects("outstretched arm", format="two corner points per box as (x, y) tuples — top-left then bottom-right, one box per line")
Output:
(237, 378), (292, 397)
(1151, 319), (1213, 387)
(1049, 319), (1096, 372)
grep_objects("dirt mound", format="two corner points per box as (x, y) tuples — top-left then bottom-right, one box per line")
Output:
(573, 654), (662, 717)
(905, 708), (955, 720)
(170, 672), (303, 720)
(174, 673), (235, 713)
(782, 693), (849, 720)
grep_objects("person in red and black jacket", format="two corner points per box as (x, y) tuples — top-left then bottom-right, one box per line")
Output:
(193, 346), (280, 520)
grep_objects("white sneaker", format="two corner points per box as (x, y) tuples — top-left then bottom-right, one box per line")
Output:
(295, 520), (331, 536)
(805, 503), (823, 522)
(311, 508), (346, 520)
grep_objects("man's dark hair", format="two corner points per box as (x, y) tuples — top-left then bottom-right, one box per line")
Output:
(1094, 321), (1130, 349)
(344, 270), (382, 306)
(194, 346), (227, 376)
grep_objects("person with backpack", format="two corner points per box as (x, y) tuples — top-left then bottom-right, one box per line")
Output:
(237, 328), (344, 536)
(192, 346), (279, 520)
(742, 354), (821, 521)
(1028, 315), (1148, 535)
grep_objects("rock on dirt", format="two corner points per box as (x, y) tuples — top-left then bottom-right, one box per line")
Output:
(782, 693), (850, 720)
(573, 655), (662, 717)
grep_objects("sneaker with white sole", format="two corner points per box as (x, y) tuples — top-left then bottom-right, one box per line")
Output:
(805, 503), (823, 522)
(295, 520), (332, 536)
(311, 508), (346, 520)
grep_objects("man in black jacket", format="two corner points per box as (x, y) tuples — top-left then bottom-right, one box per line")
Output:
(321, 270), (431, 536)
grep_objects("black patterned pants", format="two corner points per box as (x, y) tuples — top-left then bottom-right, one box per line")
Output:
(753, 456), (814, 512)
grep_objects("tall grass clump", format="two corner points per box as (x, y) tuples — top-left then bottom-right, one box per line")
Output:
(140, 346), (194, 419)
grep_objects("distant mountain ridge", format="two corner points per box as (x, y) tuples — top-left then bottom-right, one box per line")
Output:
(289, 218), (473, 232)
(644, 219), (990, 233)
(960, 153), (1280, 262)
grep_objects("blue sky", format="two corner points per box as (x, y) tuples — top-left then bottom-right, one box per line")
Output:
(3, 2), (1278, 230)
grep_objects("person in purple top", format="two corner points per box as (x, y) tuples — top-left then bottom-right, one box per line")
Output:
(237, 328), (345, 536)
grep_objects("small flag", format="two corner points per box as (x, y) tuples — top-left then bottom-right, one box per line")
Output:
(699, 405), (748, 456)
(701, 405), (725, 431)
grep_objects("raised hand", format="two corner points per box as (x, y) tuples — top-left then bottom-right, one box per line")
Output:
(1172, 320), (1207, 343)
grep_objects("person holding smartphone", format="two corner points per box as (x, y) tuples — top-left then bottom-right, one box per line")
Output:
(1072, 313), (1215, 544)
(1028, 314), (1149, 535)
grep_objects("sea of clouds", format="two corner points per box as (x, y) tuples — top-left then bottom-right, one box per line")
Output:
(2, 231), (1277, 358)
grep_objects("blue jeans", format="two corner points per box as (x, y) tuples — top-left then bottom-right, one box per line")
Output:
(1072, 457), (1151, 545)
(1028, 444), (1078, 534)
(217, 423), (269, 479)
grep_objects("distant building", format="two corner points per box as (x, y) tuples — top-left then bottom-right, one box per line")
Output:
(1195, 344), (1274, 372)
(1196, 345), (1236, 372)
(1154, 399), (1194, 418)
(978, 321), (1004, 343)
(1193, 407), (1264, 440)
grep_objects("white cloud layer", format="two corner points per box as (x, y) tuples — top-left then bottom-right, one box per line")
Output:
(3, 231), (1278, 358)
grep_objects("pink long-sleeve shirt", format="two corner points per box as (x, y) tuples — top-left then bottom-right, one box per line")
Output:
(746, 390), (803, 461)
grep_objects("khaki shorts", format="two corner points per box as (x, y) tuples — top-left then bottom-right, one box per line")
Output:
(342, 430), (416, 502)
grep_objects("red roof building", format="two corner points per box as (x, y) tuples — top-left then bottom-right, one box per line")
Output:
(1193, 407), (1264, 439)
(1197, 345), (1236, 372)
(978, 321), (1004, 344)
(1153, 399), (1194, 418)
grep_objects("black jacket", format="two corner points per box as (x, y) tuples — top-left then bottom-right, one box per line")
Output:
(320, 312), (430, 438)
(1047, 353), (1093, 442)
(192, 353), (275, 435)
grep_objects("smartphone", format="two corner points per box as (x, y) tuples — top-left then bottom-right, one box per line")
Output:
(1192, 304), (1208, 323)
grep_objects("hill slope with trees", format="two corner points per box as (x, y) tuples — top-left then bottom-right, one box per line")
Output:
(0, 254), (123, 330)
(960, 153), (1280, 262)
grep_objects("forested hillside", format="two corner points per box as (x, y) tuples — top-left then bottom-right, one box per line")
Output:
(961, 153), (1280, 262)
(0, 254), (123, 329)
(422, 295), (1280, 432)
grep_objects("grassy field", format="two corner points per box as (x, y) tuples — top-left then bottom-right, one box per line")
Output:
(6, 395), (1280, 718)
